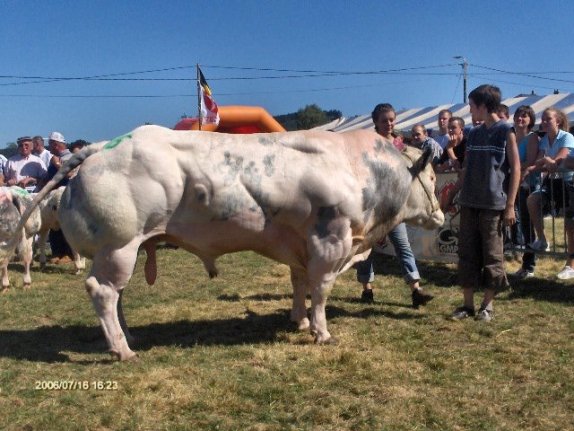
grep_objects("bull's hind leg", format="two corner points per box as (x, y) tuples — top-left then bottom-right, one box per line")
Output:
(86, 243), (140, 361)
(1, 259), (9, 293)
(290, 267), (310, 330)
(22, 237), (34, 289)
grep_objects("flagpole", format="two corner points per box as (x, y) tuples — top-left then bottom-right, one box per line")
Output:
(196, 64), (202, 131)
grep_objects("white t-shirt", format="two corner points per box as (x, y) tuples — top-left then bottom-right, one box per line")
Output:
(35, 148), (53, 168)
(5, 153), (47, 184)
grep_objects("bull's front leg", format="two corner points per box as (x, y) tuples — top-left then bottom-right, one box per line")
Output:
(309, 271), (337, 344)
(306, 208), (353, 344)
(289, 266), (310, 331)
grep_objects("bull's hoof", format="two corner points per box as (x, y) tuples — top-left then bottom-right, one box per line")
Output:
(23, 283), (31, 290)
(296, 317), (310, 331)
(74, 269), (83, 275)
(314, 336), (338, 345)
(1, 287), (10, 295)
(109, 349), (138, 362)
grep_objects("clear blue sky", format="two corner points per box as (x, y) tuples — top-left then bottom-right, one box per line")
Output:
(1, 0), (573, 147)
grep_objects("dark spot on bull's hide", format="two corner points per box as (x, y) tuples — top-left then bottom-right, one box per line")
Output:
(82, 160), (105, 179)
(216, 191), (248, 220)
(374, 138), (385, 153)
(221, 152), (244, 186)
(361, 153), (406, 220)
(315, 206), (338, 238)
(258, 137), (273, 146)
(243, 161), (259, 179)
(263, 154), (276, 177)
(87, 222), (99, 236)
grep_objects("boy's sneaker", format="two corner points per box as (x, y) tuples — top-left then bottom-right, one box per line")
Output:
(513, 268), (534, 280)
(557, 266), (574, 280)
(361, 289), (374, 303)
(529, 239), (549, 252)
(451, 306), (475, 320)
(475, 308), (493, 322)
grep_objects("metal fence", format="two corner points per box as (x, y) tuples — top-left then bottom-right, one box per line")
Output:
(505, 171), (570, 257)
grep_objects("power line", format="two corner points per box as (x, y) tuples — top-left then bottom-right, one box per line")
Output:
(471, 63), (574, 85)
(0, 63), (459, 87)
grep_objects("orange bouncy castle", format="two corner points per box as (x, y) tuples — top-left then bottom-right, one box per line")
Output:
(174, 105), (286, 134)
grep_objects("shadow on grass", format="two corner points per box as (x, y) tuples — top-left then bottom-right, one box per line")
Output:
(6, 262), (76, 276)
(369, 252), (458, 288)
(0, 304), (406, 363)
(506, 277), (574, 304)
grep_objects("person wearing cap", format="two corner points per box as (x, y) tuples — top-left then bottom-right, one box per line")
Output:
(32, 135), (52, 169)
(4, 136), (47, 192)
(47, 131), (72, 175)
(46, 131), (75, 264)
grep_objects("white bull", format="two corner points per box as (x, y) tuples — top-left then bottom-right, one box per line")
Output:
(0, 187), (85, 291)
(1, 187), (41, 291)
(8, 126), (444, 360)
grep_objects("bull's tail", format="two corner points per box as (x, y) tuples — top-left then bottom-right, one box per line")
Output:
(5, 143), (105, 254)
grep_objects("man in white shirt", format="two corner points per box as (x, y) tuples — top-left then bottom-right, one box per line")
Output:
(4, 136), (47, 192)
(32, 135), (52, 168)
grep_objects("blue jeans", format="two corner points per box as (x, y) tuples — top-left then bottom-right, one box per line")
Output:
(355, 222), (420, 285)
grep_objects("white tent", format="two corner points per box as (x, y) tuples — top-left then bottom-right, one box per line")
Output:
(328, 93), (574, 134)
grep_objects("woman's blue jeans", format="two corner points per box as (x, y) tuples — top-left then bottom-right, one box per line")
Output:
(355, 222), (420, 285)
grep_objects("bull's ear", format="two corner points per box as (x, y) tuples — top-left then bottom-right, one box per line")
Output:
(408, 146), (433, 177)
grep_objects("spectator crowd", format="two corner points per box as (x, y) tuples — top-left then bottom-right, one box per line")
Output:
(0, 133), (89, 265)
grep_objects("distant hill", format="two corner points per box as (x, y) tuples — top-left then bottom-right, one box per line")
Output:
(275, 108), (342, 131)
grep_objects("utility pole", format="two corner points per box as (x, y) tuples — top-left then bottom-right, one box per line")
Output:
(453, 56), (468, 104)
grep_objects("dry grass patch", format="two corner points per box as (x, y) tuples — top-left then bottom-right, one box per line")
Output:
(0, 248), (573, 430)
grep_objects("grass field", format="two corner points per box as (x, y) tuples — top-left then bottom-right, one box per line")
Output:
(1, 247), (573, 431)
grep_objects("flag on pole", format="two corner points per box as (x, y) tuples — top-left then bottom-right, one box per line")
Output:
(198, 67), (220, 126)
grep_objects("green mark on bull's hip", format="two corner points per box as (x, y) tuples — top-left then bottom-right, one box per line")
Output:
(9, 186), (30, 197)
(104, 133), (132, 150)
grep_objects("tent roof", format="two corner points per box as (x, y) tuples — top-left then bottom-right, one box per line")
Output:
(328, 93), (574, 134)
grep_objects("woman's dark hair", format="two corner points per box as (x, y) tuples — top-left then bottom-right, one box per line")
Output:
(468, 84), (502, 113)
(371, 103), (396, 124)
(513, 105), (536, 131)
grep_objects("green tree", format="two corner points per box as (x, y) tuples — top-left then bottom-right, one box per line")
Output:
(296, 104), (329, 130)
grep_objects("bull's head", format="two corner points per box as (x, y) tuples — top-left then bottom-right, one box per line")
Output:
(401, 146), (445, 230)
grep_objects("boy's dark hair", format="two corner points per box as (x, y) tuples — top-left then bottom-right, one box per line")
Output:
(468, 84), (502, 113)
(371, 103), (396, 124)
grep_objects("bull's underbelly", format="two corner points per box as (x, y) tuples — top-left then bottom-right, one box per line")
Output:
(165, 219), (309, 270)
